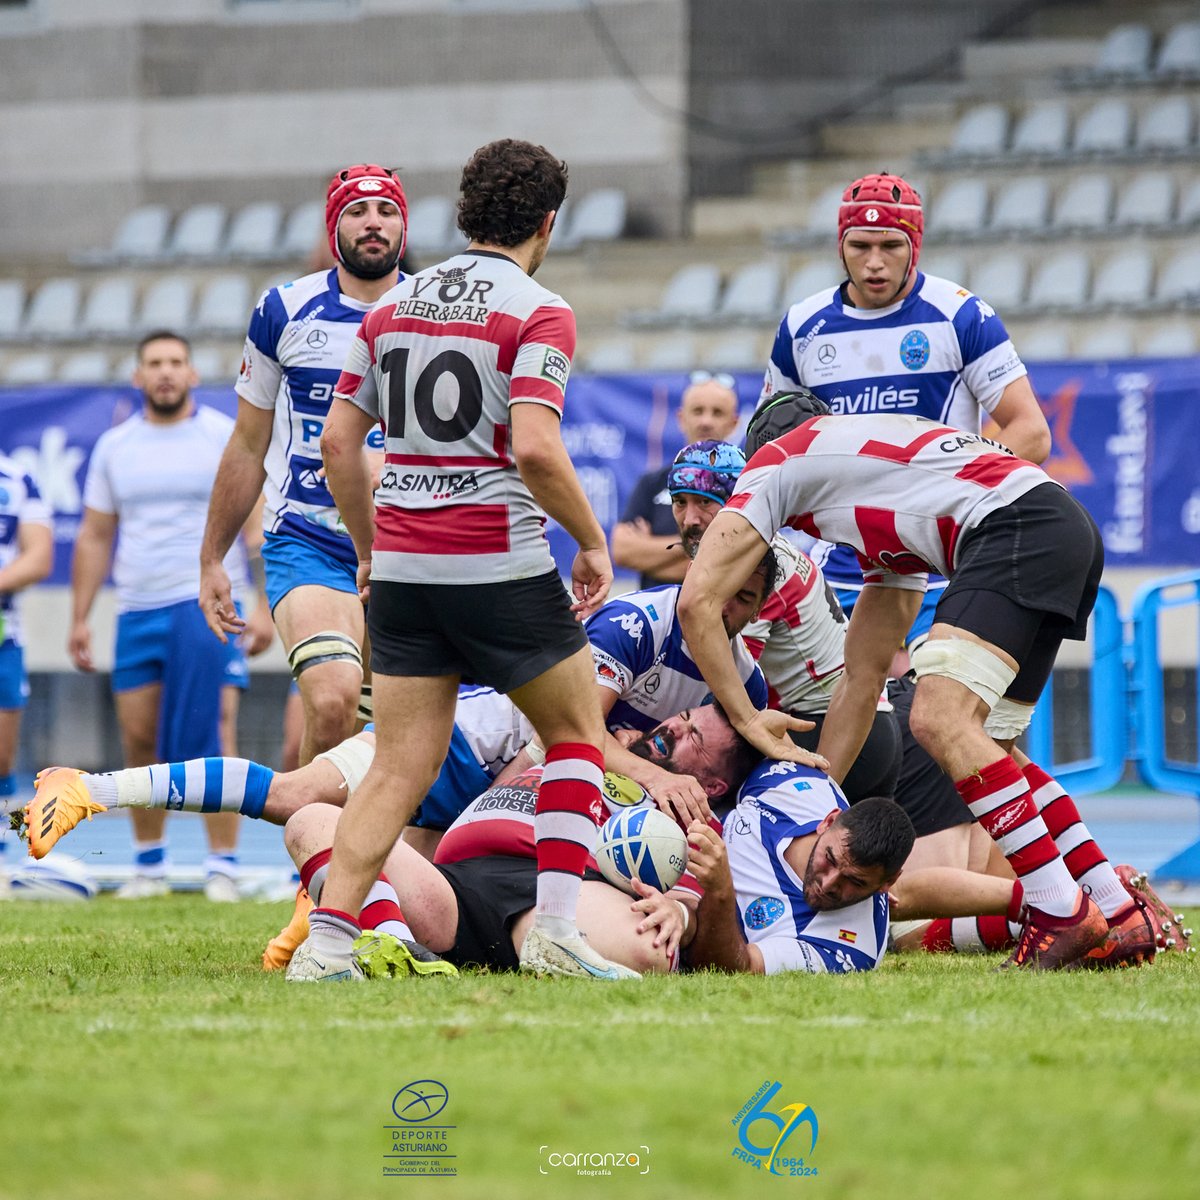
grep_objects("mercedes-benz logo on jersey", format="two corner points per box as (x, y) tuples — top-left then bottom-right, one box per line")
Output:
(817, 343), (836, 365)
(306, 329), (328, 348)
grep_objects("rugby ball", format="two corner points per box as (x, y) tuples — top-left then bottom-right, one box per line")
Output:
(9, 853), (98, 901)
(595, 806), (688, 896)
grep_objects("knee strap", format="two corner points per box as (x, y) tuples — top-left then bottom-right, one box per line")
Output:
(286, 631), (363, 680)
(356, 683), (373, 724)
(909, 637), (1015, 710)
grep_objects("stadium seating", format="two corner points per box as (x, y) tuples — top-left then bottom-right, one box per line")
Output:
(193, 274), (254, 338)
(405, 195), (457, 260)
(1153, 243), (1200, 307)
(279, 200), (325, 263)
(928, 179), (989, 238)
(0, 280), (24, 342)
(990, 176), (1052, 236)
(57, 350), (112, 383)
(556, 188), (627, 251)
(1075, 322), (1136, 360)
(80, 276), (138, 341)
(1113, 172), (1177, 230)
(969, 255), (1027, 312)
(624, 263), (721, 328)
(1072, 99), (1134, 158)
(701, 331), (764, 371)
(947, 103), (1010, 161)
(137, 277), (194, 334)
(189, 345), (238, 383)
(581, 337), (637, 373)
(225, 202), (284, 262)
(1050, 174), (1113, 233)
(1155, 21), (1200, 80)
(641, 332), (697, 371)
(1024, 248), (1090, 312)
(1082, 23), (1154, 83)
(710, 259), (783, 325)
(919, 250), (968, 287)
(23, 278), (83, 342)
(1010, 102), (1071, 161)
(2, 352), (56, 385)
(1088, 247), (1155, 311)
(77, 204), (172, 266)
(167, 204), (228, 262)
(1178, 177), (1200, 226)
(1014, 324), (1071, 361)
(767, 183), (843, 248)
(1135, 97), (1196, 157)
(782, 260), (839, 306)
(1140, 321), (1198, 356)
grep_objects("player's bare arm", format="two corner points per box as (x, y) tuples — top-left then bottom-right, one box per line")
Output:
(320, 397), (379, 601)
(68, 506), (118, 673)
(685, 820), (764, 974)
(0, 519), (52, 594)
(510, 401), (612, 619)
(989, 376), (1051, 464)
(199, 400), (273, 642)
(678, 509), (820, 765)
(610, 520), (688, 581)
(817, 584), (921, 783)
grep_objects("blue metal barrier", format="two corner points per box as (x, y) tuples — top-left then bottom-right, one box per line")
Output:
(1025, 585), (1126, 793)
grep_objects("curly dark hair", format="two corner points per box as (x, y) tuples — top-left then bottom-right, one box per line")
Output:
(456, 139), (568, 247)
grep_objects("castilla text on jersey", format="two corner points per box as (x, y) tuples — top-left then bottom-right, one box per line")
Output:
(380, 468), (480, 499)
(828, 385), (920, 414)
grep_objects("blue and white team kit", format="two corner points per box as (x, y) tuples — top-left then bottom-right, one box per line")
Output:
(83, 408), (249, 760)
(762, 270), (1029, 645)
(236, 268), (393, 608)
(0, 454), (51, 711)
(727, 761), (889, 974)
(586, 585), (768, 731)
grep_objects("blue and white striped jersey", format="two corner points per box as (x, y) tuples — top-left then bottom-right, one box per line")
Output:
(761, 271), (1028, 589)
(237, 268), (394, 566)
(0, 454), (50, 647)
(586, 584), (768, 732)
(725, 761), (889, 974)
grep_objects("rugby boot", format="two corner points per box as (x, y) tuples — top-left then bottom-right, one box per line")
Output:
(1114, 865), (1193, 955)
(997, 893), (1107, 971)
(262, 885), (314, 971)
(352, 931), (459, 979)
(22, 768), (107, 859)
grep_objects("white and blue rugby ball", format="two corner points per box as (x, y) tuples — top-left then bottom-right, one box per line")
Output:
(595, 806), (688, 896)
(9, 853), (98, 901)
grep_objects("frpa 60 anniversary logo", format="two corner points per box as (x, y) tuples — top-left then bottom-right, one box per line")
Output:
(731, 1080), (818, 1177)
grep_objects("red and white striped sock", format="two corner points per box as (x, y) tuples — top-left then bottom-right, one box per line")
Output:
(956, 757), (1078, 917)
(361, 874), (416, 942)
(920, 882), (1024, 953)
(534, 742), (605, 925)
(1022, 762), (1131, 920)
(299, 847), (332, 905)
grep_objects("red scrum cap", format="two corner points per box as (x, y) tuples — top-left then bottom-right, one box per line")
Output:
(325, 164), (409, 262)
(837, 173), (923, 273)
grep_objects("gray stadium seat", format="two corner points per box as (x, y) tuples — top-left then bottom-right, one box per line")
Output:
(0, 280), (25, 341)
(713, 259), (783, 324)
(701, 331), (764, 372)
(581, 338), (637, 373)
(78, 204), (172, 266)
(225, 202), (283, 262)
(193, 274), (253, 338)
(1154, 244), (1200, 306)
(168, 203), (228, 262)
(1179, 178), (1200, 227)
(928, 178), (989, 239)
(57, 350), (112, 383)
(280, 199), (325, 262)
(405, 195), (457, 259)
(1139, 322), (1197, 357)
(1075, 323), (1136, 360)
(1135, 97), (1196, 157)
(770, 183), (843, 248)
(189, 345), (235, 383)
(80, 276), (138, 340)
(1113, 172), (1176, 230)
(1051, 173), (1114, 233)
(1013, 325), (1070, 361)
(1091, 24), (1154, 79)
(782, 260), (841, 306)
(2, 352), (56, 385)
(948, 104), (1009, 159)
(1010, 102), (1070, 159)
(990, 176), (1052, 236)
(918, 250), (968, 288)
(23, 277), (83, 342)
(1089, 247), (1154, 310)
(137, 277), (195, 333)
(1025, 249), (1090, 311)
(561, 188), (627, 248)
(1155, 22), (1200, 78)
(109, 352), (136, 383)
(1072, 98), (1133, 157)
(626, 263), (722, 328)
(969, 255), (1027, 312)
(642, 332), (697, 372)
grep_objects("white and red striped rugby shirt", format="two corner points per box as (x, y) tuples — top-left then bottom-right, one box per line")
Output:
(726, 414), (1055, 590)
(335, 250), (575, 583)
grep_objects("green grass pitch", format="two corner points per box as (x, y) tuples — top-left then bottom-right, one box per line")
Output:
(2, 897), (1197, 1200)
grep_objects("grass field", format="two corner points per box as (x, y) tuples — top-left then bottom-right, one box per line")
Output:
(2, 896), (1198, 1200)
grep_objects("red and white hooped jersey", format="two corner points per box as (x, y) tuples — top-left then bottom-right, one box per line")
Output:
(334, 250), (575, 584)
(741, 534), (848, 714)
(434, 766), (704, 901)
(727, 413), (1054, 589)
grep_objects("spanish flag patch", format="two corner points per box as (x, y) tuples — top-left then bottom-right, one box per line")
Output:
(838, 929), (857, 944)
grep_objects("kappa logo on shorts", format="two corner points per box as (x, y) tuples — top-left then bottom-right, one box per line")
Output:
(540, 349), (570, 388)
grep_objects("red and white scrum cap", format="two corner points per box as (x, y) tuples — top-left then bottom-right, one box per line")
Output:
(325, 164), (409, 262)
(837, 173), (923, 272)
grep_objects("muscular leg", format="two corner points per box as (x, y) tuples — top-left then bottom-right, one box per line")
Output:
(115, 683), (168, 848)
(273, 585), (366, 765)
(202, 684), (242, 856)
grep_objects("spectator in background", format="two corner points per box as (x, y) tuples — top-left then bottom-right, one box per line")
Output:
(67, 331), (272, 900)
(0, 455), (52, 886)
(611, 372), (739, 588)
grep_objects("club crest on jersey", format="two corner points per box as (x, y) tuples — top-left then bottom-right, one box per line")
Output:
(745, 896), (785, 929)
(899, 329), (930, 371)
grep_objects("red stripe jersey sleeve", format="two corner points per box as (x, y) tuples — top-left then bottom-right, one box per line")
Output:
(334, 318), (380, 419)
(509, 302), (576, 415)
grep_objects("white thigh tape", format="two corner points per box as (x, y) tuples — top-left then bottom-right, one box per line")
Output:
(983, 696), (1035, 740)
(314, 734), (375, 795)
(909, 637), (1016, 710)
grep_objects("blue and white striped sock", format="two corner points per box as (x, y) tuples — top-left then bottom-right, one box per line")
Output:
(84, 759), (273, 819)
(133, 839), (168, 878)
(204, 852), (238, 880)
